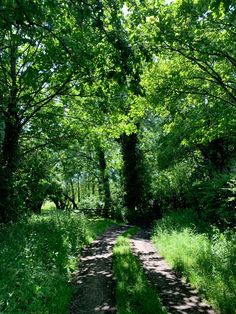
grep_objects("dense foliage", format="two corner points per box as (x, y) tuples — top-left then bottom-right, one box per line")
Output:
(0, 3), (235, 313)
(1, 3), (235, 313)
(0, 0), (235, 224)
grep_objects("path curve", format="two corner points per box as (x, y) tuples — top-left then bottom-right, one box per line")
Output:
(70, 225), (129, 314)
(131, 229), (216, 314)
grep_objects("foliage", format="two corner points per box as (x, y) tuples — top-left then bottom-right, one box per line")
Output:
(0, 0), (235, 249)
(147, 152), (236, 226)
(0, 213), (114, 313)
(139, 90), (235, 225)
(193, 172), (236, 226)
(152, 209), (236, 314)
(41, 201), (57, 213)
(137, 0), (236, 224)
(1, 0), (235, 312)
(113, 227), (166, 314)
(78, 195), (103, 215)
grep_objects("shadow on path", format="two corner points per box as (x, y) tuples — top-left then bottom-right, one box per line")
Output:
(131, 229), (216, 314)
(70, 225), (129, 314)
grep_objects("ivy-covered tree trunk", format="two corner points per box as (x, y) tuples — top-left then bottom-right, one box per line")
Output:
(120, 132), (143, 222)
(77, 177), (81, 203)
(0, 44), (21, 223)
(97, 145), (111, 218)
(0, 121), (20, 222)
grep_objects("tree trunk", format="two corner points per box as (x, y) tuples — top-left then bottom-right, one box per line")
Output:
(97, 145), (111, 218)
(63, 193), (78, 210)
(0, 43), (21, 223)
(77, 177), (81, 203)
(0, 122), (20, 222)
(70, 179), (76, 205)
(120, 132), (143, 222)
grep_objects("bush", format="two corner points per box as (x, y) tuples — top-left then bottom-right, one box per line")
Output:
(188, 172), (236, 227)
(150, 160), (196, 217)
(150, 158), (236, 227)
(78, 195), (104, 216)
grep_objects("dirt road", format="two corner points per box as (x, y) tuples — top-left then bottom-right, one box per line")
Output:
(131, 229), (215, 314)
(70, 225), (129, 314)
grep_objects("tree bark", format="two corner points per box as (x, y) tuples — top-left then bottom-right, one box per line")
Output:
(70, 179), (76, 205)
(63, 193), (78, 210)
(120, 132), (143, 222)
(77, 177), (81, 203)
(0, 43), (21, 223)
(0, 119), (21, 222)
(97, 145), (111, 218)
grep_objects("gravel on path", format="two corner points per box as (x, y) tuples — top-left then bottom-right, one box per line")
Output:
(131, 229), (216, 314)
(70, 225), (129, 314)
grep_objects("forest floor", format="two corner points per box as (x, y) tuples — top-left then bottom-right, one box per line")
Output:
(70, 226), (215, 314)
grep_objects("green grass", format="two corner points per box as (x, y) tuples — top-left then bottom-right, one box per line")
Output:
(0, 212), (114, 313)
(41, 200), (57, 213)
(152, 209), (236, 314)
(85, 217), (120, 243)
(113, 227), (166, 314)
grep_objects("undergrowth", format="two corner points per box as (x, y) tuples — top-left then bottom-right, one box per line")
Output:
(113, 227), (166, 314)
(0, 212), (114, 313)
(152, 209), (236, 314)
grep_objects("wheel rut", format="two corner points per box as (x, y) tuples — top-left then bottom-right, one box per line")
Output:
(131, 228), (216, 314)
(70, 225), (216, 314)
(70, 225), (129, 314)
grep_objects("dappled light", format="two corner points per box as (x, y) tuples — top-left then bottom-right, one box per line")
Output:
(132, 229), (215, 313)
(112, 228), (166, 313)
(41, 200), (57, 213)
(71, 226), (129, 313)
(0, 0), (235, 312)
(0, 214), (114, 313)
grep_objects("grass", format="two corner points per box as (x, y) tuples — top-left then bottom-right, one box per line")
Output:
(113, 227), (166, 314)
(0, 212), (114, 313)
(85, 217), (120, 243)
(152, 209), (236, 314)
(41, 200), (57, 213)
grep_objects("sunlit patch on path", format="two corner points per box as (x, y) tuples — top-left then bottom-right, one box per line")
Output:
(70, 225), (129, 314)
(131, 229), (215, 314)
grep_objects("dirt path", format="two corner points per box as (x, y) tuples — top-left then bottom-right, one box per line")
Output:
(70, 225), (129, 314)
(131, 229), (215, 314)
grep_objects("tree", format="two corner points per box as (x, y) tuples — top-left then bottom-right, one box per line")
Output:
(135, 0), (236, 223)
(0, 0), (110, 222)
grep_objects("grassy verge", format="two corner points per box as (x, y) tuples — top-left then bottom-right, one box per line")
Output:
(0, 212), (114, 313)
(152, 209), (236, 314)
(113, 227), (166, 314)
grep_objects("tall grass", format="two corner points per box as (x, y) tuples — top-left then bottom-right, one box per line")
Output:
(152, 209), (236, 314)
(113, 228), (166, 314)
(0, 212), (114, 313)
